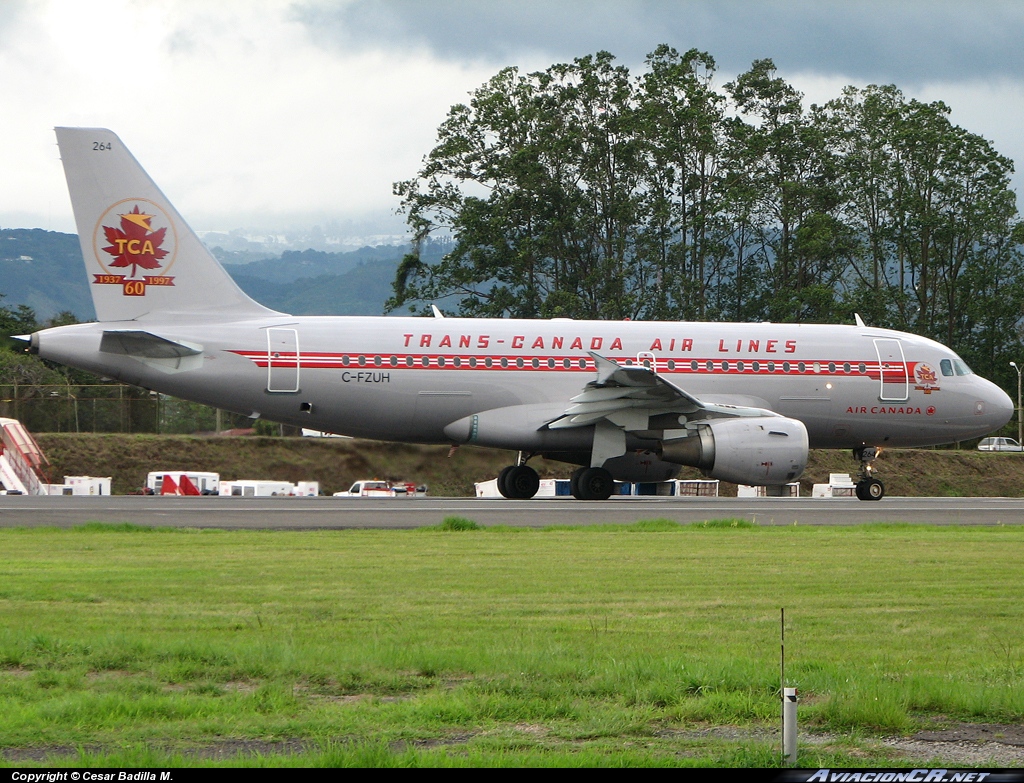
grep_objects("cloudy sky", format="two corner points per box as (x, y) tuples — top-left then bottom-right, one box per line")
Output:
(2, 0), (1023, 240)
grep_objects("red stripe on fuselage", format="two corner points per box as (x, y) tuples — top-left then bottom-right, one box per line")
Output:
(228, 350), (911, 380)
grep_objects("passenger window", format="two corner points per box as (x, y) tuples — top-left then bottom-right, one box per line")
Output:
(940, 359), (953, 377)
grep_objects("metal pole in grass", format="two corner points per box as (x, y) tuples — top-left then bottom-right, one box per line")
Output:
(1011, 362), (1022, 446)
(782, 608), (797, 765)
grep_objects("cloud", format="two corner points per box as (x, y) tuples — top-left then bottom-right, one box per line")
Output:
(1, 0), (1021, 235)
(0, 1), (29, 46)
(295, 0), (1024, 85)
(0, 0), (497, 234)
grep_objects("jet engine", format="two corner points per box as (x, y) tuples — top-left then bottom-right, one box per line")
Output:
(660, 416), (808, 486)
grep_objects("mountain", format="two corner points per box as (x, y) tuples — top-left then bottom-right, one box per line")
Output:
(212, 245), (407, 283)
(0, 229), (96, 319)
(232, 257), (406, 315)
(0, 229), (452, 319)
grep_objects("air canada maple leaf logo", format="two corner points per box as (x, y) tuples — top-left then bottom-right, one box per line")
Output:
(101, 205), (168, 277)
(916, 364), (937, 385)
(914, 363), (940, 393)
(92, 198), (178, 296)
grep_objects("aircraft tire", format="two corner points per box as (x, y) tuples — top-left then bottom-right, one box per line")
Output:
(856, 478), (885, 501)
(502, 465), (540, 499)
(570, 467), (586, 499)
(573, 467), (614, 501)
(496, 465), (516, 499)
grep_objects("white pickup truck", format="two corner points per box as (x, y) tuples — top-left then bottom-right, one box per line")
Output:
(333, 480), (396, 497)
(333, 480), (425, 497)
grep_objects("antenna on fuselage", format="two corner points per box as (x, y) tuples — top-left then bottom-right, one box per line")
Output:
(854, 313), (867, 328)
(431, 305), (445, 319)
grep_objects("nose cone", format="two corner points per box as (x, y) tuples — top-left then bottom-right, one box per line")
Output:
(443, 415), (473, 444)
(990, 382), (1015, 429)
(974, 377), (1015, 436)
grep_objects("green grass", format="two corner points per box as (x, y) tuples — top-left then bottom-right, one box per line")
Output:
(432, 516), (483, 531)
(1, 522), (1023, 766)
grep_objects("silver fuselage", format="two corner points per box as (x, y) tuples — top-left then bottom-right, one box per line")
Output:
(35, 315), (1013, 450)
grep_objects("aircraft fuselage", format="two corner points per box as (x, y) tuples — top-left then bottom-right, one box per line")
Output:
(35, 315), (1011, 450)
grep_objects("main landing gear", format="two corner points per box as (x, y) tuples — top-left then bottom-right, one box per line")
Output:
(853, 446), (885, 501)
(496, 462), (541, 499)
(570, 466), (615, 501)
(495, 455), (616, 500)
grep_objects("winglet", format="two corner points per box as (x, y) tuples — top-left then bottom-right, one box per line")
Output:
(588, 351), (620, 385)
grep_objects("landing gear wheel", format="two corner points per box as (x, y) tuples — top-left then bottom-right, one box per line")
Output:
(852, 446), (884, 502)
(572, 467), (614, 500)
(570, 467), (586, 499)
(498, 465), (540, 499)
(855, 478), (885, 501)
(496, 466), (516, 498)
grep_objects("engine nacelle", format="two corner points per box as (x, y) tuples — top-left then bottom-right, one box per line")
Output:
(660, 416), (808, 486)
(443, 403), (595, 452)
(601, 451), (682, 483)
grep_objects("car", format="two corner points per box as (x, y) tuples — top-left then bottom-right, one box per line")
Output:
(332, 480), (426, 497)
(977, 437), (1023, 452)
(333, 480), (402, 498)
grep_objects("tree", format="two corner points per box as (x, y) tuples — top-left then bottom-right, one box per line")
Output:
(390, 47), (1024, 385)
(391, 52), (660, 319)
(726, 59), (851, 323)
(0, 294), (38, 350)
(636, 46), (732, 320)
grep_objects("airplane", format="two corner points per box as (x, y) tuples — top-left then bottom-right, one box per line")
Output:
(22, 128), (1014, 501)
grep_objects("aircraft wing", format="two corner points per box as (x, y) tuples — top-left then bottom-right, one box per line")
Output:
(546, 352), (773, 432)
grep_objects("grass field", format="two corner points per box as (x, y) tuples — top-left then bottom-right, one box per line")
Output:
(1, 521), (1023, 767)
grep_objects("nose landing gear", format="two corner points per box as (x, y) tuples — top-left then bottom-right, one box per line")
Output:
(853, 446), (885, 501)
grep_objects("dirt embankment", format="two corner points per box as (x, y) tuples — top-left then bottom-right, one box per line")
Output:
(32, 433), (1024, 497)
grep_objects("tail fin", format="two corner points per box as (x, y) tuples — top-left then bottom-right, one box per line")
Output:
(55, 127), (278, 322)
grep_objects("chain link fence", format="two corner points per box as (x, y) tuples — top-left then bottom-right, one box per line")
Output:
(0, 384), (260, 434)
(0, 384), (158, 433)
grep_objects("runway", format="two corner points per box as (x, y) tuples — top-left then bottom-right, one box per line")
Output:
(0, 494), (1022, 528)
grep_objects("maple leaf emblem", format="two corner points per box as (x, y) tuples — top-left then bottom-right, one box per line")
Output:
(101, 205), (169, 278)
(916, 364), (937, 384)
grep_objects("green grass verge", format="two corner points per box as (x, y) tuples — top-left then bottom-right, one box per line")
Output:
(1, 521), (1022, 767)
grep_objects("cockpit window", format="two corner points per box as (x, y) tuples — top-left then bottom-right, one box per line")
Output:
(940, 359), (954, 377)
(953, 359), (973, 376)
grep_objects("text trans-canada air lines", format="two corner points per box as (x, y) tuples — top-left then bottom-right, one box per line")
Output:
(27, 127), (1015, 501)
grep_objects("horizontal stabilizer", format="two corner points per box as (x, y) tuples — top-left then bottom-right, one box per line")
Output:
(100, 330), (202, 359)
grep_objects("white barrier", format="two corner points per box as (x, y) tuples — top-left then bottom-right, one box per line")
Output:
(811, 473), (857, 498)
(737, 483), (800, 497)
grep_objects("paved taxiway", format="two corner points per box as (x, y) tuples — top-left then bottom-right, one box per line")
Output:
(0, 495), (1022, 528)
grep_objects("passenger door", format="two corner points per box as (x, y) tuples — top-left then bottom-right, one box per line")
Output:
(873, 338), (908, 402)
